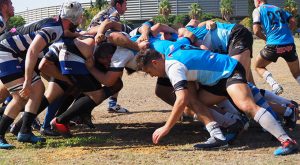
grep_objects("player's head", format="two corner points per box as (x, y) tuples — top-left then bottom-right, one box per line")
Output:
(254, 0), (267, 8)
(0, 0), (14, 18)
(111, 0), (127, 15)
(93, 42), (117, 68)
(136, 49), (165, 77)
(60, 1), (83, 28)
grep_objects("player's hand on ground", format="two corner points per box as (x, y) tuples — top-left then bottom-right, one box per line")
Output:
(95, 33), (106, 44)
(152, 126), (170, 144)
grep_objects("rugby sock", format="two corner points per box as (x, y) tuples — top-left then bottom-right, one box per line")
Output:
(217, 99), (240, 115)
(12, 96), (50, 132)
(296, 76), (300, 85)
(55, 95), (75, 116)
(260, 89), (290, 105)
(108, 97), (117, 108)
(210, 109), (236, 128)
(263, 71), (279, 88)
(56, 96), (97, 124)
(0, 115), (14, 138)
(19, 112), (36, 134)
(42, 97), (62, 129)
(254, 107), (291, 142)
(206, 121), (226, 141)
(37, 96), (50, 114)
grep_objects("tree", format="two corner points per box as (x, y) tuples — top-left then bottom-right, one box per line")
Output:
(220, 0), (233, 21)
(159, 0), (171, 20)
(95, 0), (108, 10)
(189, 3), (202, 20)
(284, 0), (298, 17)
(7, 15), (25, 29)
(248, 0), (255, 31)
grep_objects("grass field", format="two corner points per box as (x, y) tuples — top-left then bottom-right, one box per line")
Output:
(0, 39), (300, 165)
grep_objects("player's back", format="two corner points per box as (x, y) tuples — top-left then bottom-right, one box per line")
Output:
(257, 4), (294, 45)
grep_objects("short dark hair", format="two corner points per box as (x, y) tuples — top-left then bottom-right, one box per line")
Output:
(136, 49), (162, 71)
(93, 42), (117, 59)
(0, 0), (10, 8)
(111, 0), (126, 7)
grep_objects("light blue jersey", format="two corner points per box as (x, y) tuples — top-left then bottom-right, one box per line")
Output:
(163, 42), (238, 88)
(186, 22), (235, 54)
(253, 4), (294, 45)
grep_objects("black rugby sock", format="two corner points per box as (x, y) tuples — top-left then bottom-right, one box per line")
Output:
(56, 96), (97, 124)
(0, 115), (14, 138)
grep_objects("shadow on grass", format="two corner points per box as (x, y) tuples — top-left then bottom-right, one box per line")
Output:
(22, 110), (300, 152)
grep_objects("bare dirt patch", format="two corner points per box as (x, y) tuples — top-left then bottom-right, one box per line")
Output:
(0, 39), (300, 164)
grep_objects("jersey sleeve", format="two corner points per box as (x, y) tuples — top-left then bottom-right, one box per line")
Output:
(252, 8), (261, 25)
(44, 42), (63, 63)
(109, 46), (134, 71)
(38, 25), (63, 44)
(166, 61), (188, 91)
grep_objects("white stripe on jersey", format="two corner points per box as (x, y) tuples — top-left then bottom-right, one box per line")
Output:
(59, 49), (85, 63)
(0, 51), (18, 63)
(12, 35), (26, 51)
(23, 34), (33, 45)
(0, 40), (15, 53)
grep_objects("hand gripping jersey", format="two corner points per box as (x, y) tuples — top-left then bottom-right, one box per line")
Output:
(253, 4), (294, 45)
(163, 40), (238, 90)
(186, 22), (236, 54)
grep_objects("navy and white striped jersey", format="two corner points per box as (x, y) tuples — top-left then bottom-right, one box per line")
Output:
(88, 7), (120, 29)
(0, 13), (6, 34)
(0, 17), (64, 58)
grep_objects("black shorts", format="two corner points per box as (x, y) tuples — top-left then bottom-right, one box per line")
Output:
(156, 77), (172, 87)
(200, 62), (247, 96)
(260, 43), (298, 62)
(67, 74), (101, 92)
(49, 77), (71, 92)
(228, 24), (253, 58)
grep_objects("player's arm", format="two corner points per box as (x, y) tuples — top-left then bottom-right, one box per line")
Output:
(95, 19), (123, 44)
(85, 57), (123, 86)
(252, 8), (266, 41)
(288, 17), (297, 31)
(152, 88), (188, 144)
(20, 35), (47, 98)
(198, 20), (216, 30)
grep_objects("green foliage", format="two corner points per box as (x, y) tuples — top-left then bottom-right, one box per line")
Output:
(211, 18), (228, 23)
(248, 0), (255, 17)
(201, 13), (216, 21)
(189, 3), (202, 20)
(159, 0), (171, 19)
(220, 0), (233, 21)
(239, 17), (252, 30)
(284, 0), (298, 17)
(7, 15), (25, 29)
(80, 7), (101, 29)
(173, 14), (190, 27)
(95, 0), (108, 10)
